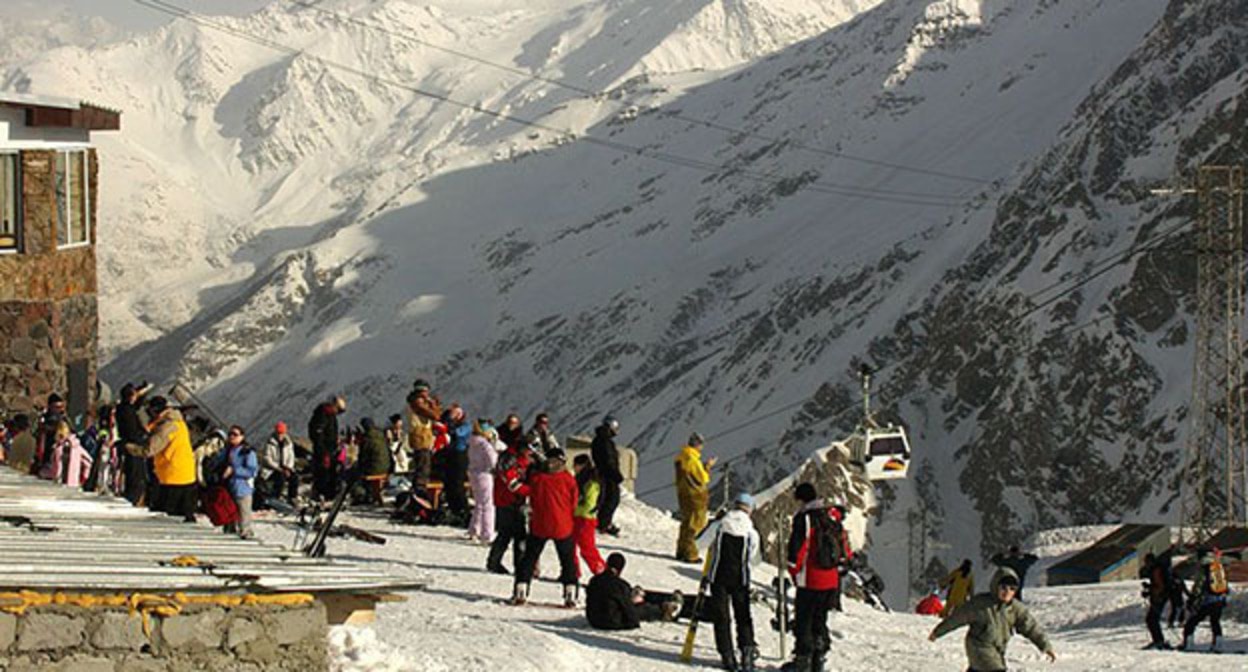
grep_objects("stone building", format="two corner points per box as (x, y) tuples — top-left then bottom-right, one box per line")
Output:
(0, 93), (119, 420)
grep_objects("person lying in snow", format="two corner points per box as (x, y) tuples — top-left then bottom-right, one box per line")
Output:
(585, 552), (698, 630)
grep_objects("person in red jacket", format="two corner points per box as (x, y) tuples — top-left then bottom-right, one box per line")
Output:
(915, 589), (944, 616)
(510, 447), (579, 607)
(486, 439), (538, 574)
(783, 482), (852, 672)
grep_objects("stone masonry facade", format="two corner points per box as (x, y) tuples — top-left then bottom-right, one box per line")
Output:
(0, 149), (99, 417)
(0, 601), (329, 672)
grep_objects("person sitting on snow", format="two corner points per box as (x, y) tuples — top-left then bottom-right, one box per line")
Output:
(585, 552), (686, 630)
(928, 568), (1056, 670)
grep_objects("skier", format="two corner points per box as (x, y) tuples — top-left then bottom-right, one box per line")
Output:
(222, 425), (258, 538)
(591, 415), (623, 537)
(405, 380), (441, 485)
(308, 395), (346, 501)
(129, 396), (197, 522)
(1138, 552), (1171, 649)
(674, 432), (715, 563)
(260, 421), (298, 507)
(782, 483), (851, 672)
(940, 559), (975, 617)
(705, 492), (761, 672)
(357, 417), (391, 506)
(509, 447), (580, 607)
(571, 454), (607, 576)
(524, 412), (560, 455)
(990, 546), (1039, 600)
(928, 568), (1056, 669)
(467, 419), (500, 544)
(486, 436), (538, 574)
(1179, 549), (1236, 652)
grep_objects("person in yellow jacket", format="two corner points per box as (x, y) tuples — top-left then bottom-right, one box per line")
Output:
(940, 559), (975, 617)
(674, 432), (716, 563)
(127, 396), (197, 522)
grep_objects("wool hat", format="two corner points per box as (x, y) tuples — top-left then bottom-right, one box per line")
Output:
(735, 492), (755, 509)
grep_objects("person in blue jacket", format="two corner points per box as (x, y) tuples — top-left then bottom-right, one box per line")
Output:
(223, 425), (259, 539)
(442, 404), (473, 522)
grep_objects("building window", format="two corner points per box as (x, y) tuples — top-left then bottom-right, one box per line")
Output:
(55, 150), (90, 249)
(0, 153), (17, 252)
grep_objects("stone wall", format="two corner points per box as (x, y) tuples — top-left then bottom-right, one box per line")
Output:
(0, 601), (329, 672)
(0, 148), (100, 416)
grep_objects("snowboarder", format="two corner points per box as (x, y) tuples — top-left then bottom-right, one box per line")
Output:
(308, 395), (346, 501)
(591, 415), (623, 536)
(486, 437), (537, 574)
(705, 492), (761, 672)
(405, 380), (441, 485)
(1139, 550), (1174, 649)
(1179, 549), (1236, 652)
(928, 567), (1056, 669)
(572, 454), (606, 576)
(467, 419), (500, 544)
(782, 483), (851, 672)
(260, 421), (298, 507)
(940, 559), (975, 617)
(222, 425), (258, 538)
(675, 431), (715, 563)
(990, 546), (1039, 600)
(510, 447), (579, 607)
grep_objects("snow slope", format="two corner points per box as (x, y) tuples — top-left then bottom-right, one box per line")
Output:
(248, 498), (1243, 671)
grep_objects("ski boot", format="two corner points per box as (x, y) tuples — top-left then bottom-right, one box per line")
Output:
(812, 651), (827, 672)
(779, 655), (811, 672)
(1211, 637), (1221, 654)
(510, 583), (529, 606)
(562, 583), (578, 608)
(739, 645), (759, 672)
(718, 650), (739, 671)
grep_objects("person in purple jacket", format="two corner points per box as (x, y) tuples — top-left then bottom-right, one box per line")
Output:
(223, 425), (259, 539)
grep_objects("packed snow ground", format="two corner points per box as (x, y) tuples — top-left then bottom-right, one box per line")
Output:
(253, 498), (1242, 671)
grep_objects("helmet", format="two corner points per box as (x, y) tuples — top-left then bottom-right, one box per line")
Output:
(603, 415), (619, 432)
(734, 492), (755, 510)
(688, 432), (704, 446)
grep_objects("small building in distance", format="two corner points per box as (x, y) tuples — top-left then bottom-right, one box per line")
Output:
(0, 93), (119, 421)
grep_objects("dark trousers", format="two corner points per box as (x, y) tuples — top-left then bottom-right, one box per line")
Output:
(444, 451), (469, 514)
(597, 479), (621, 530)
(516, 534), (577, 586)
(793, 588), (838, 658)
(1145, 599), (1165, 645)
(710, 584), (755, 656)
(313, 455), (338, 501)
(150, 483), (198, 522)
(1183, 600), (1224, 642)
(123, 453), (147, 505)
(266, 470), (299, 504)
(488, 505), (527, 570)
(1167, 590), (1186, 627)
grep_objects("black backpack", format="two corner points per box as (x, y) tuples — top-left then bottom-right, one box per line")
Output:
(810, 508), (846, 570)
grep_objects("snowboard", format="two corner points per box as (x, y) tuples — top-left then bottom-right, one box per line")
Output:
(679, 550), (715, 664)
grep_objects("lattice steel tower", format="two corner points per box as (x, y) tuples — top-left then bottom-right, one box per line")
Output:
(1178, 165), (1247, 543)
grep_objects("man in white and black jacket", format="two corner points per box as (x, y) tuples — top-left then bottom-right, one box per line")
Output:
(706, 492), (762, 671)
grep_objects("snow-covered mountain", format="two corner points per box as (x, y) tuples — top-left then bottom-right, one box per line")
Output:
(4, 0), (1246, 589)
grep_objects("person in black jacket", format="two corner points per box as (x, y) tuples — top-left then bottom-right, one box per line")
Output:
(591, 415), (622, 536)
(115, 383), (150, 506)
(585, 553), (678, 629)
(707, 493), (761, 671)
(308, 395), (346, 501)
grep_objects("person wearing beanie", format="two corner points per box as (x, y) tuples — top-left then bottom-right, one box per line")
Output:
(674, 431), (717, 563)
(782, 483), (852, 672)
(510, 447), (580, 607)
(705, 492), (761, 671)
(260, 420), (298, 507)
(929, 568), (1055, 669)
(592, 415), (624, 536)
(126, 396), (197, 522)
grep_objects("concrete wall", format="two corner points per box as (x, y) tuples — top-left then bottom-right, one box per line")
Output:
(0, 148), (99, 417)
(0, 601), (329, 672)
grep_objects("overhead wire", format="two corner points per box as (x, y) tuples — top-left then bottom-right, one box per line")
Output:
(285, 0), (993, 187)
(134, 0), (971, 208)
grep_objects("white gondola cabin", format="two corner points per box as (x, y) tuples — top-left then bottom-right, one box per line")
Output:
(848, 425), (911, 481)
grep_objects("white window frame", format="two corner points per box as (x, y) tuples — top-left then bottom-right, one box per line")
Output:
(0, 150), (18, 255)
(56, 149), (91, 251)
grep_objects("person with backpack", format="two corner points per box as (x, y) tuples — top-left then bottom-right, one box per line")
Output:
(222, 425), (259, 538)
(782, 483), (851, 672)
(486, 437), (538, 574)
(990, 546), (1039, 601)
(675, 432), (715, 563)
(1179, 549), (1236, 652)
(572, 454), (606, 576)
(591, 415), (623, 537)
(1139, 551), (1172, 649)
(928, 568), (1056, 669)
(705, 492), (761, 672)
(509, 447), (580, 607)
(940, 559), (975, 617)
(467, 419), (500, 544)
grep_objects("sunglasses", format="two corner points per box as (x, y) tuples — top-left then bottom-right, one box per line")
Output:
(228, 431), (243, 437)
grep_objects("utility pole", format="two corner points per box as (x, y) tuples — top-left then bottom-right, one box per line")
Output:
(1155, 166), (1248, 544)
